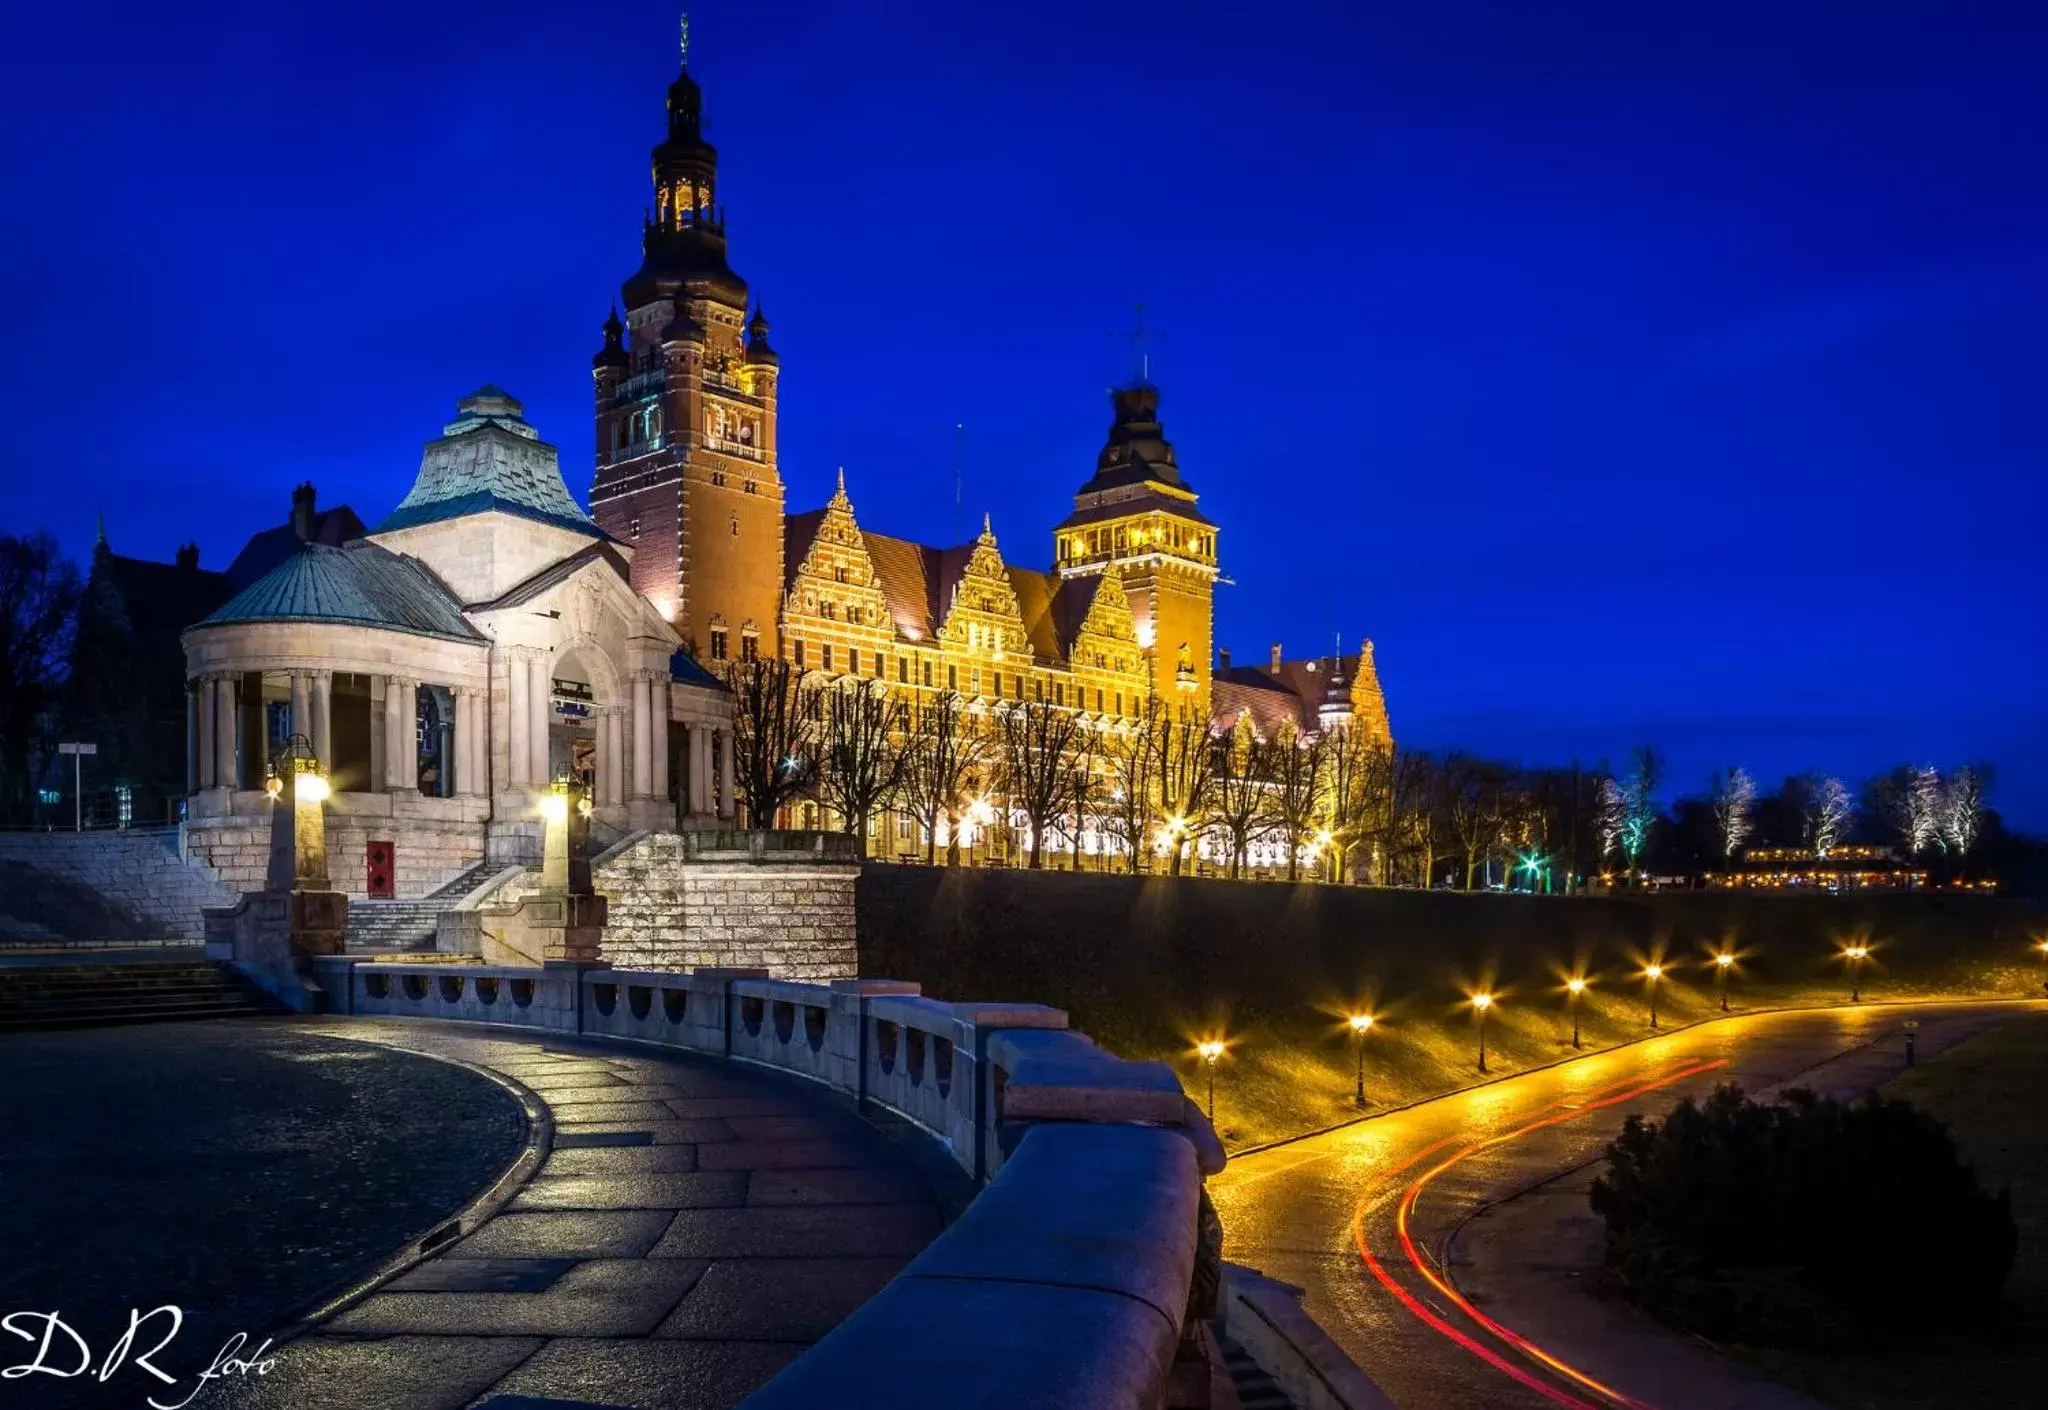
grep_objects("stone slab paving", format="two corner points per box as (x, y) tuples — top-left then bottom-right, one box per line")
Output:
(208, 1018), (945, 1410)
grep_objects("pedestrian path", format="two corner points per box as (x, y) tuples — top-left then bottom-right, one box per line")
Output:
(213, 1017), (944, 1410)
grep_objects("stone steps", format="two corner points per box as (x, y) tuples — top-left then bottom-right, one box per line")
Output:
(345, 861), (499, 953)
(1218, 1332), (1293, 1410)
(0, 962), (281, 1031)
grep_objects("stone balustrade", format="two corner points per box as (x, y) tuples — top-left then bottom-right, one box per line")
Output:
(308, 956), (1225, 1408)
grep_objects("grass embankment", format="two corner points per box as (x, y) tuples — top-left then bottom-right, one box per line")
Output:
(857, 870), (2048, 1149)
(1729, 1014), (2048, 1409)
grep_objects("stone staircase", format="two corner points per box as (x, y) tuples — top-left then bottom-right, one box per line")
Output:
(0, 828), (233, 943)
(0, 960), (282, 1032)
(1217, 1330), (1291, 1410)
(345, 861), (500, 954)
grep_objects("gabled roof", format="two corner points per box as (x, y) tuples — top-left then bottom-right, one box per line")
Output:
(94, 550), (234, 644)
(1211, 676), (1310, 739)
(375, 387), (599, 538)
(226, 505), (366, 590)
(197, 541), (483, 643)
(670, 649), (727, 691)
(1005, 567), (1063, 662)
(468, 541), (635, 613)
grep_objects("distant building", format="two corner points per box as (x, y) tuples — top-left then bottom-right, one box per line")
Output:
(1710, 844), (1926, 892)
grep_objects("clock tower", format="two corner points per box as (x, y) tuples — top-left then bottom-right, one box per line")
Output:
(1053, 381), (1218, 719)
(589, 39), (783, 664)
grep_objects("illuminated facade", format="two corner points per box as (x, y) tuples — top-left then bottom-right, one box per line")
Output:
(587, 50), (1392, 816)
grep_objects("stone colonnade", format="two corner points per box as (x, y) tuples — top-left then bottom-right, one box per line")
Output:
(189, 654), (735, 820)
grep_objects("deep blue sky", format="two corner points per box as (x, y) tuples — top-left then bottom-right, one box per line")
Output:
(4, 2), (2044, 825)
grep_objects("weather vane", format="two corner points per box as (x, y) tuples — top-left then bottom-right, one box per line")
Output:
(680, 11), (691, 66)
(1120, 302), (1155, 384)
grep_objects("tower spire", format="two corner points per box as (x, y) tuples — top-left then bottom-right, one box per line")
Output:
(679, 10), (690, 67)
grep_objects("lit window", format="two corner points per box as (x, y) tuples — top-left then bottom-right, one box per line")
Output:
(709, 628), (728, 660)
(849, 648), (860, 675)
(822, 644), (834, 671)
(740, 632), (759, 662)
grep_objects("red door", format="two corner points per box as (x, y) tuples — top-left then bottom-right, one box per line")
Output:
(366, 840), (395, 898)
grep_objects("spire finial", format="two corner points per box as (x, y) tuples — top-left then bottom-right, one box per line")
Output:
(94, 512), (108, 550)
(679, 11), (690, 66)
(981, 511), (993, 539)
(836, 465), (846, 493)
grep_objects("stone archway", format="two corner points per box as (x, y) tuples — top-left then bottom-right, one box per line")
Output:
(550, 641), (625, 815)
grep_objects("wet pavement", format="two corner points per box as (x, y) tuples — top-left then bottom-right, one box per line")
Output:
(202, 1018), (945, 1410)
(0, 1019), (528, 1410)
(1211, 1000), (2047, 1410)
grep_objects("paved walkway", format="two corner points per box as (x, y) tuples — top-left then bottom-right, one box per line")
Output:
(212, 1018), (945, 1410)
(0, 1019), (527, 1410)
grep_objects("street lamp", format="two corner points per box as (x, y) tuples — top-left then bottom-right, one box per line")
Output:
(1347, 1013), (1375, 1106)
(1197, 1039), (1225, 1120)
(1713, 951), (1736, 1013)
(1642, 963), (1665, 1029)
(1565, 976), (1587, 1049)
(1844, 944), (1869, 1002)
(1471, 993), (1495, 1073)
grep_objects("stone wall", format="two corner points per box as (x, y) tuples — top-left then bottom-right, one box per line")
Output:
(0, 828), (233, 942)
(185, 796), (487, 899)
(490, 830), (858, 979)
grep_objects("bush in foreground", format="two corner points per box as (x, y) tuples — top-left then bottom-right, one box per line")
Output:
(1590, 1083), (2016, 1347)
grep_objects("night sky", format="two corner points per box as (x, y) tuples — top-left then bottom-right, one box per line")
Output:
(4, 3), (2044, 825)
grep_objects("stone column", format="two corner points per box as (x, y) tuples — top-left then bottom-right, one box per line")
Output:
(631, 672), (653, 799)
(689, 724), (711, 817)
(395, 679), (419, 791)
(528, 652), (552, 785)
(505, 655), (529, 789)
(651, 676), (671, 806)
(290, 671), (311, 746)
(194, 679), (214, 791)
(213, 674), (238, 791)
(310, 670), (333, 773)
(459, 689), (482, 796)
(716, 726), (735, 821)
(599, 708), (622, 809)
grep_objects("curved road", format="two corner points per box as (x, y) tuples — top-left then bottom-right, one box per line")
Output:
(1211, 1000), (2044, 1410)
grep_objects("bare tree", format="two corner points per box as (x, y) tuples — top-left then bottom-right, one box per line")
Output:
(1098, 701), (1161, 874)
(1267, 720), (1327, 882)
(1051, 718), (1105, 871)
(1153, 706), (1214, 876)
(1387, 747), (1443, 886)
(1208, 713), (1270, 878)
(1620, 745), (1664, 872)
(1804, 775), (1855, 857)
(1325, 724), (1393, 884)
(997, 699), (1085, 869)
(0, 533), (81, 824)
(818, 678), (909, 853)
(1596, 775), (1628, 869)
(1444, 753), (1507, 890)
(1709, 766), (1757, 861)
(1939, 765), (1988, 873)
(902, 690), (987, 864)
(724, 657), (820, 829)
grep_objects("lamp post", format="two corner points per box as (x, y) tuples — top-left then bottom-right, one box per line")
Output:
(1197, 1040), (1224, 1120)
(1713, 951), (1735, 1012)
(1471, 993), (1494, 1073)
(264, 733), (331, 891)
(1347, 1013), (1374, 1106)
(1844, 944), (1869, 1002)
(1565, 976), (1586, 1049)
(1643, 963), (1664, 1029)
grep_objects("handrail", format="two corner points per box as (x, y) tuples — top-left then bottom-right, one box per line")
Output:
(309, 956), (1223, 1407)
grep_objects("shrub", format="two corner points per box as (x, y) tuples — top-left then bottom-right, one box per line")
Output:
(1590, 1083), (2016, 1347)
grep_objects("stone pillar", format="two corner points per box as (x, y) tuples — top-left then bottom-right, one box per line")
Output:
(506, 655), (529, 789)
(290, 671), (311, 746)
(213, 674), (238, 791)
(458, 689), (482, 796)
(651, 676), (670, 807)
(310, 670), (333, 772)
(631, 672), (653, 799)
(396, 679), (419, 791)
(599, 708), (623, 809)
(195, 678), (215, 791)
(528, 652), (551, 785)
(716, 727), (735, 821)
(689, 724), (711, 817)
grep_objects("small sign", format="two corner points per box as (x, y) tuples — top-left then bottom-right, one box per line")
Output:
(57, 742), (98, 756)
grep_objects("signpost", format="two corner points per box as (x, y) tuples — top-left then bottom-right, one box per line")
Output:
(57, 742), (96, 832)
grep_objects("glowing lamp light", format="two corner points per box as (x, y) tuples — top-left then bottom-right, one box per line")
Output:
(539, 792), (570, 825)
(294, 772), (331, 804)
(1566, 977), (1587, 995)
(1643, 963), (1664, 981)
(1470, 992), (1494, 1012)
(1197, 1040), (1225, 1064)
(1844, 944), (1869, 961)
(264, 771), (283, 801)
(1715, 952), (1736, 969)
(1348, 1013), (1375, 1035)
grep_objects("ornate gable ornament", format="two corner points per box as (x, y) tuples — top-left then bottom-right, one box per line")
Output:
(1077, 566), (1138, 646)
(941, 514), (1026, 649)
(788, 469), (886, 623)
